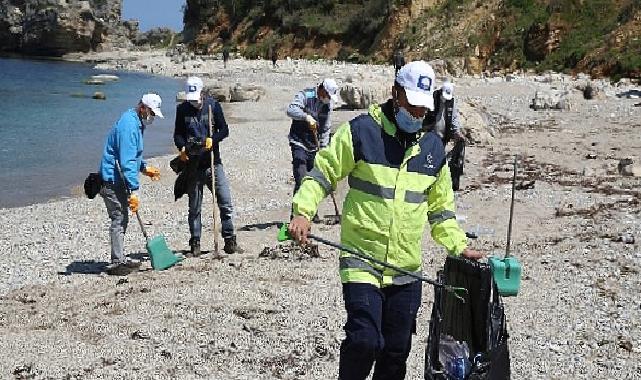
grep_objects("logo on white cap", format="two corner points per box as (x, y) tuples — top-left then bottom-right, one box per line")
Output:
(395, 61), (436, 110)
(185, 77), (204, 101)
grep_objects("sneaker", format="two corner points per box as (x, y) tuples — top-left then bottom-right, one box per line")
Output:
(106, 262), (134, 276)
(223, 236), (244, 254)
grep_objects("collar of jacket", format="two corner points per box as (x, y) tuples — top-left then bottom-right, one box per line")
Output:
(128, 108), (144, 132)
(372, 100), (420, 148)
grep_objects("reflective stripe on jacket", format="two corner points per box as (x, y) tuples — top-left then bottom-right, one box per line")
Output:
(292, 103), (467, 287)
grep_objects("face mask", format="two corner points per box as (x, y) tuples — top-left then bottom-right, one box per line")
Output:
(189, 100), (201, 108)
(395, 106), (423, 133)
(142, 114), (154, 126)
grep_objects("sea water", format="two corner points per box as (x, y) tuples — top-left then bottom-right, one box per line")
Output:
(0, 57), (183, 207)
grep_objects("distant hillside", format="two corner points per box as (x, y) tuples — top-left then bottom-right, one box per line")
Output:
(183, 0), (641, 79)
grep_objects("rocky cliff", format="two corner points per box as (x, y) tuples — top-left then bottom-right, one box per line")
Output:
(182, 0), (641, 79)
(0, 0), (137, 56)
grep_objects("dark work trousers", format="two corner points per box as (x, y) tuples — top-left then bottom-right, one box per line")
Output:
(339, 281), (423, 380)
(291, 144), (316, 195)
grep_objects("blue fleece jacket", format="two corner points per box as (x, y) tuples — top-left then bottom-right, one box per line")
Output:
(99, 108), (146, 191)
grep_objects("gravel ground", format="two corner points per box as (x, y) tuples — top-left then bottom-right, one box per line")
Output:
(1, 52), (640, 379)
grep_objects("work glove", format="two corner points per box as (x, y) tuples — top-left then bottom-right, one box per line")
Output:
(306, 114), (317, 129)
(143, 166), (161, 181)
(179, 147), (189, 162)
(128, 192), (139, 213)
(204, 137), (213, 151)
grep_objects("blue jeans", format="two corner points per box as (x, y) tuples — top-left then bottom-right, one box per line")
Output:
(339, 281), (423, 380)
(187, 163), (235, 242)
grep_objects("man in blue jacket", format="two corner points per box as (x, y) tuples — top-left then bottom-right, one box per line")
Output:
(99, 93), (164, 275)
(174, 76), (242, 257)
(286, 78), (339, 222)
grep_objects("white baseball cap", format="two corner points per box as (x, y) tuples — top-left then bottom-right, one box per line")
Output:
(395, 61), (436, 110)
(442, 81), (454, 100)
(141, 93), (164, 118)
(185, 76), (203, 101)
(321, 78), (340, 102)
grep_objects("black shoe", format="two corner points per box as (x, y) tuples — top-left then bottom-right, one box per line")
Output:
(223, 236), (244, 254)
(190, 242), (201, 257)
(106, 262), (135, 276)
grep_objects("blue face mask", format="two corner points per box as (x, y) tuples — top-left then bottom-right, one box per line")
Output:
(395, 106), (423, 133)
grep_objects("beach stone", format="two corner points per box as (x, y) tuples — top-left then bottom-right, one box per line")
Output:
(530, 90), (572, 110)
(458, 102), (494, 144)
(339, 84), (389, 109)
(229, 84), (265, 102)
(205, 85), (231, 103)
(618, 158), (641, 177)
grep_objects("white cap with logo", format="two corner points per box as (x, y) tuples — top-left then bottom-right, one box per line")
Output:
(141, 93), (164, 118)
(441, 81), (454, 100)
(185, 76), (204, 101)
(395, 61), (436, 110)
(321, 78), (340, 102)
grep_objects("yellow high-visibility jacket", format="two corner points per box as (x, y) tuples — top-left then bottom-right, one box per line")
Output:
(293, 102), (467, 287)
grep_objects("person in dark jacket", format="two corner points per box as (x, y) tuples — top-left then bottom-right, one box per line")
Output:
(174, 76), (242, 256)
(393, 49), (405, 76)
(286, 78), (339, 222)
(423, 81), (466, 190)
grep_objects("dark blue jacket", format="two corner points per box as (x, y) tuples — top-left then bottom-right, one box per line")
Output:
(174, 97), (229, 168)
(287, 88), (332, 152)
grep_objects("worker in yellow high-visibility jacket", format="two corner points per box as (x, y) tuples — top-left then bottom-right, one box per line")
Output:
(289, 61), (484, 380)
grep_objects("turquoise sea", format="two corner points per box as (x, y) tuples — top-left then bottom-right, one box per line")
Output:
(0, 57), (183, 208)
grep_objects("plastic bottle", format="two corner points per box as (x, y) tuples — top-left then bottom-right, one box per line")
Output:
(439, 335), (471, 380)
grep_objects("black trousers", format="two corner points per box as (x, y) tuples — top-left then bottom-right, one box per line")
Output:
(339, 281), (423, 380)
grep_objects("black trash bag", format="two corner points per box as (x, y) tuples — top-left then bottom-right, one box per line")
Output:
(84, 173), (102, 199)
(425, 256), (510, 380)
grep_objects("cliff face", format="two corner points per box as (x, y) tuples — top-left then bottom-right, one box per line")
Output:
(182, 0), (641, 79)
(0, 0), (137, 56)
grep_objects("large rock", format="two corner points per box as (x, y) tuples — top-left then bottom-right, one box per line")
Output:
(0, 0), (23, 52)
(0, 0), (136, 56)
(229, 84), (265, 102)
(530, 90), (573, 110)
(458, 102), (494, 144)
(618, 158), (641, 177)
(339, 84), (389, 109)
(204, 85), (231, 103)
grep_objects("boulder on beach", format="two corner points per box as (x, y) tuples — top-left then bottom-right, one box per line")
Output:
(530, 90), (572, 110)
(229, 84), (265, 102)
(458, 102), (494, 144)
(339, 84), (389, 109)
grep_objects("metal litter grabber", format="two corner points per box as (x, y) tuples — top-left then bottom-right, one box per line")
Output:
(488, 155), (522, 296)
(116, 161), (181, 271)
(277, 223), (467, 302)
